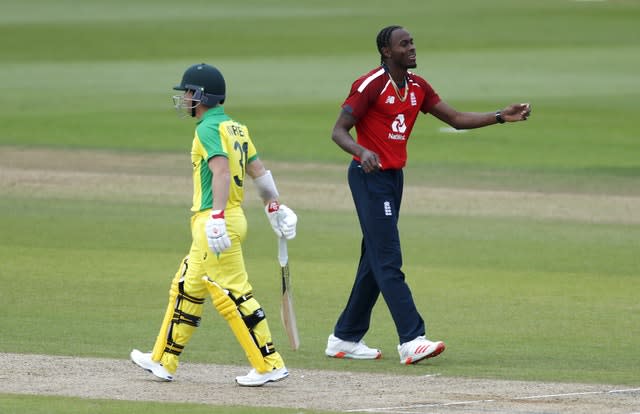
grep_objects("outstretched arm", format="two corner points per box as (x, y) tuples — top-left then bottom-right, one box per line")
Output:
(430, 101), (531, 130)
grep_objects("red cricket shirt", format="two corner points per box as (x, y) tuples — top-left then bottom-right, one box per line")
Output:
(342, 66), (441, 170)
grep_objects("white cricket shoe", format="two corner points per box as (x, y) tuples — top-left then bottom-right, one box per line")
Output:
(130, 349), (174, 381)
(325, 334), (382, 360)
(235, 367), (289, 387)
(397, 336), (445, 365)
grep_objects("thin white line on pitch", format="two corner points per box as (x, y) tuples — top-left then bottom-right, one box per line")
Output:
(514, 387), (640, 400)
(345, 400), (496, 413)
(345, 387), (640, 413)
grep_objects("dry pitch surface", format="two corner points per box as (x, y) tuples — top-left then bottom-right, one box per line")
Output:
(1, 148), (639, 413)
(2, 353), (639, 413)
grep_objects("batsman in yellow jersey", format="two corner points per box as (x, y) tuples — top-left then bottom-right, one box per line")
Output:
(130, 63), (298, 387)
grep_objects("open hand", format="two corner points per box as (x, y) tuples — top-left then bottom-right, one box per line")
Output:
(501, 103), (532, 122)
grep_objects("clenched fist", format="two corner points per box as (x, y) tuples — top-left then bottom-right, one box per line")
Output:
(205, 210), (231, 254)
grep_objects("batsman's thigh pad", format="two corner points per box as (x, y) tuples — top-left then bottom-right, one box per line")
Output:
(151, 256), (205, 373)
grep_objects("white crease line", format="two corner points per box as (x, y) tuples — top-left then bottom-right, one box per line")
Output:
(516, 388), (640, 400)
(346, 387), (640, 412)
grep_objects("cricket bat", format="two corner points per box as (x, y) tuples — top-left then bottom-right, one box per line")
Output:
(278, 237), (300, 350)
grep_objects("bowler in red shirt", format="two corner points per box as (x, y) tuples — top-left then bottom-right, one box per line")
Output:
(325, 25), (532, 365)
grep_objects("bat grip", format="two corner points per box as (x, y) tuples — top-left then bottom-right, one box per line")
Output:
(278, 237), (288, 266)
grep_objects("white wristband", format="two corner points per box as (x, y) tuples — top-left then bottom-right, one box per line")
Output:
(253, 170), (279, 202)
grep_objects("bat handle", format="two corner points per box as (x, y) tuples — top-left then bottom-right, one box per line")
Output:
(278, 237), (288, 267)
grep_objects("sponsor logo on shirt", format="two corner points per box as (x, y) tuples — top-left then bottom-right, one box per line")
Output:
(389, 114), (407, 140)
(385, 95), (395, 104)
(391, 114), (407, 133)
(410, 92), (417, 106)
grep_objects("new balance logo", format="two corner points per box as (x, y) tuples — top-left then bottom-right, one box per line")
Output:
(385, 95), (395, 104)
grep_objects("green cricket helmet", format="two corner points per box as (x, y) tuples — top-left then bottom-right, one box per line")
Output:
(173, 63), (226, 108)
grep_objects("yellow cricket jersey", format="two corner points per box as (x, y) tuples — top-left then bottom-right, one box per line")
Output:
(190, 106), (258, 212)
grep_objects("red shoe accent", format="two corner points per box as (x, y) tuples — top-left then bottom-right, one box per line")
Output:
(404, 342), (446, 365)
(334, 352), (346, 358)
(415, 345), (429, 354)
(425, 342), (446, 359)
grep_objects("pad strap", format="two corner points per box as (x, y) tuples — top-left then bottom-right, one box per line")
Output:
(180, 291), (205, 305)
(164, 340), (185, 356)
(178, 278), (205, 305)
(229, 291), (254, 306)
(260, 341), (276, 356)
(242, 308), (266, 329)
(172, 308), (201, 327)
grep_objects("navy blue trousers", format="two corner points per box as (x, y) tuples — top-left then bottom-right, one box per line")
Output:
(333, 160), (425, 344)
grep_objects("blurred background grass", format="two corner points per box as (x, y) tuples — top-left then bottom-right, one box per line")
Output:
(1, 0), (639, 173)
(1, 3), (639, 413)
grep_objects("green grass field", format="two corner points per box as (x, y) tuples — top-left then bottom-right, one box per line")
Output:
(1, 0), (639, 412)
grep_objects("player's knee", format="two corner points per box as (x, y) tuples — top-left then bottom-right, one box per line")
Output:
(172, 271), (205, 329)
(182, 277), (208, 298)
(234, 295), (265, 326)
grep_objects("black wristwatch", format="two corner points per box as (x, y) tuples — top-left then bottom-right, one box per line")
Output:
(495, 111), (505, 124)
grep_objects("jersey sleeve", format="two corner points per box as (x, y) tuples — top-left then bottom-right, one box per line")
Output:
(246, 131), (258, 164)
(417, 78), (441, 114)
(341, 76), (381, 120)
(196, 122), (228, 161)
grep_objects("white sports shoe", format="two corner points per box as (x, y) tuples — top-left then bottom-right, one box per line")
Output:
(130, 349), (174, 381)
(397, 336), (445, 365)
(325, 334), (382, 360)
(235, 367), (289, 387)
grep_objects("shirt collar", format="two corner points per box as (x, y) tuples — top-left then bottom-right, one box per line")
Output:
(381, 63), (407, 88)
(197, 105), (225, 123)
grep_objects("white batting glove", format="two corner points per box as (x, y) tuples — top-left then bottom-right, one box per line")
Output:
(265, 201), (297, 240)
(205, 210), (231, 254)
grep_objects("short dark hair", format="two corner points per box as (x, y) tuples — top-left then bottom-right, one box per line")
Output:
(376, 25), (403, 64)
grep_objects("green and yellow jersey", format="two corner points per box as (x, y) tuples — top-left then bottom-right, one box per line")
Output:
(190, 106), (258, 212)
